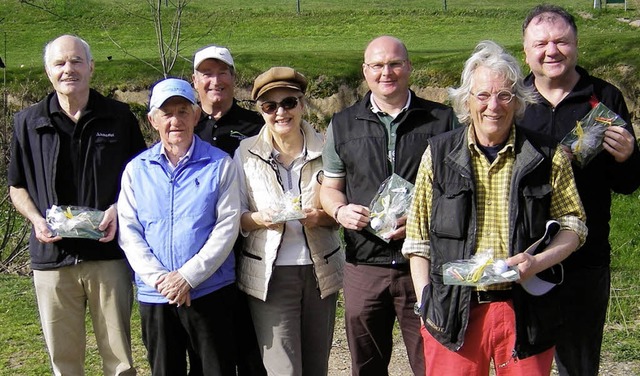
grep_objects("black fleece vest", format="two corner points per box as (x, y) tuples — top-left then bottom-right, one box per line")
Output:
(423, 126), (564, 358)
(331, 91), (455, 265)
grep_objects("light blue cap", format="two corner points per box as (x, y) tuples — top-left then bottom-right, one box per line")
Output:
(149, 78), (197, 110)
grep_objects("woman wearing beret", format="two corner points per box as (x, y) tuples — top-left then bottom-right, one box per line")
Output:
(233, 66), (344, 376)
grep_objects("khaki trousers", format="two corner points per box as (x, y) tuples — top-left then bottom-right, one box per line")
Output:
(33, 259), (135, 376)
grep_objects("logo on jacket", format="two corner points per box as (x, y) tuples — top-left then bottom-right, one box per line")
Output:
(229, 130), (249, 140)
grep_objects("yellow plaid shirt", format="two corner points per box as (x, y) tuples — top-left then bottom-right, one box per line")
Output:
(403, 125), (587, 290)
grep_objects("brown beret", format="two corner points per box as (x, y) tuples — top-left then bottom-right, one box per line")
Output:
(251, 66), (308, 100)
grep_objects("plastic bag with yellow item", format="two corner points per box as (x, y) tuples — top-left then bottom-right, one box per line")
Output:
(45, 205), (105, 239)
(560, 102), (627, 168)
(442, 249), (520, 287)
(270, 191), (306, 223)
(366, 173), (414, 243)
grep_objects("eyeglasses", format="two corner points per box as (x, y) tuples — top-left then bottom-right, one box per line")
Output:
(364, 60), (407, 73)
(259, 96), (301, 114)
(470, 90), (515, 105)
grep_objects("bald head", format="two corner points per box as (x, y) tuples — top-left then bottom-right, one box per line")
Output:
(364, 35), (409, 62)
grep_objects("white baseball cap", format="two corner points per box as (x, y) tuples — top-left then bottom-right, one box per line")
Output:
(149, 78), (197, 110)
(520, 220), (564, 296)
(193, 45), (235, 70)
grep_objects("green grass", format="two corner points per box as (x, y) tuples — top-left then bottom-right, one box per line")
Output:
(0, 274), (150, 375)
(605, 192), (640, 363)
(1, 0), (639, 100)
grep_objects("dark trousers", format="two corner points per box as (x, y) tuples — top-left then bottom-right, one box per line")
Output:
(139, 284), (236, 376)
(555, 265), (610, 376)
(234, 287), (267, 376)
(343, 263), (424, 376)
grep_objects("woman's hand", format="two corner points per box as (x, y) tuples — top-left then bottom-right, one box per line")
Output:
(255, 210), (282, 230)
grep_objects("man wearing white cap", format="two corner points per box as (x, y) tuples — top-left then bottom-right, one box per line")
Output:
(192, 45), (263, 155)
(118, 78), (241, 375)
(192, 45), (266, 376)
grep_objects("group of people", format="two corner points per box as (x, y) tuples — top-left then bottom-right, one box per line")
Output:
(7, 4), (639, 376)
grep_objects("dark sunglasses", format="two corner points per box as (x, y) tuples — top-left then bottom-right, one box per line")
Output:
(260, 96), (301, 114)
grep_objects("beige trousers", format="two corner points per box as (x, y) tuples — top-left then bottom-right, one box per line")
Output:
(33, 259), (135, 376)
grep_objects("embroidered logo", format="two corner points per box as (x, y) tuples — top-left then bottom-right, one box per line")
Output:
(229, 130), (248, 140)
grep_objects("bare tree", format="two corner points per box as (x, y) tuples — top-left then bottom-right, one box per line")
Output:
(22, 0), (190, 78)
(149, 0), (188, 78)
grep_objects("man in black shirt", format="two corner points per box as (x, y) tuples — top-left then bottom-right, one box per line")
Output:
(8, 34), (145, 375)
(191, 44), (266, 376)
(192, 45), (263, 155)
(519, 6), (640, 375)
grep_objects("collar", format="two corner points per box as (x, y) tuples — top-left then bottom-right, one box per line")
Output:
(369, 90), (412, 118)
(271, 130), (307, 163)
(467, 124), (516, 155)
(160, 135), (196, 168)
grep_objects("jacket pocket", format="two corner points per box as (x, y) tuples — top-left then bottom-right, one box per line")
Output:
(422, 280), (454, 335)
(323, 246), (341, 263)
(521, 184), (552, 239)
(242, 250), (262, 261)
(431, 185), (471, 239)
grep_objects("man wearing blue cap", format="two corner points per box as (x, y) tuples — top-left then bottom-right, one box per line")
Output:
(117, 78), (241, 375)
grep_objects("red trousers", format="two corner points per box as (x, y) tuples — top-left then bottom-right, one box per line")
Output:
(421, 300), (554, 376)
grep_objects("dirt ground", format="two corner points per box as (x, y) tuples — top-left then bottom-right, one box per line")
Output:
(328, 317), (412, 375)
(327, 318), (640, 376)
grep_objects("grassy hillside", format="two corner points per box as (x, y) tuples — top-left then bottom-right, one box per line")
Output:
(0, 1), (639, 374)
(1, 0), (638, 100)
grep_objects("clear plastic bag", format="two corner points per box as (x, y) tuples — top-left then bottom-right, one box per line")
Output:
(560, 102), (627, 168)
(46, 205), (105, 240)
(270, 191), (306, 224)
(442, 249), (519, 287)
(367, 173), (414, 242)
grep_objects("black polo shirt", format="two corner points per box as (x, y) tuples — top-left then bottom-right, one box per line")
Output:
(49, 95), (85, 205)
(194, 99), (263, 156)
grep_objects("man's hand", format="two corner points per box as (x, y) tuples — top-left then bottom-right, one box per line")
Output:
(336, 204), (370, 231)
(98, 204), (118, 243)
(33, 217), (62, 243)
(384, 216), (407, 241)
(603, 126), (635, 163)
(156, 271), (192, 307)
(505, 252), (540, 282)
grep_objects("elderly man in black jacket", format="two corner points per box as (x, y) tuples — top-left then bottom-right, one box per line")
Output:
(8, 34), (145, 375)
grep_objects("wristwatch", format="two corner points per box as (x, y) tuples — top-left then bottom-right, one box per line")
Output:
(413, 302), (422, 316)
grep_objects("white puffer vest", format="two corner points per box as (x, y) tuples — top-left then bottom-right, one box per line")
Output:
(234, 120), (344, 301)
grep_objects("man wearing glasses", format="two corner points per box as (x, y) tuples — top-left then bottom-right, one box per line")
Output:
(320, 35), (456, 375)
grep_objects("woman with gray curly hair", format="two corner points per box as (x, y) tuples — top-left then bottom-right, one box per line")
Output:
(402, 39), (587, 375)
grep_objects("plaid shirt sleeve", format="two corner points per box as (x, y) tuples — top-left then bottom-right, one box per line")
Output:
(550, 147), (588, 247)
(402, 146), (433, 259)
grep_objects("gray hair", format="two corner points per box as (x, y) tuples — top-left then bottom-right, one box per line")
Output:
(448, 40), (537, 126)
(43, 35), (93, 68)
